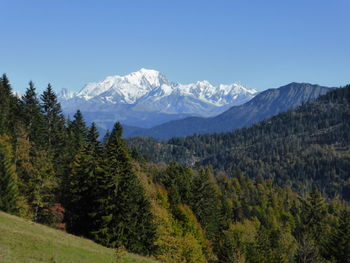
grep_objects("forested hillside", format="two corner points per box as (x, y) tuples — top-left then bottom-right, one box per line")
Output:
(1, 74), (349, 263)
(125, 83), (330, 139)
(128, 85), (350, 200)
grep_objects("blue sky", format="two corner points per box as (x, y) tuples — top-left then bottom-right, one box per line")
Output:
(1, 0), (349, 93)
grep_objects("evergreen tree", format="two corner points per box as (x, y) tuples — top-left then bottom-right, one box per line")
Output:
(324, 209), (350, 263)
(0, 74), (12, 134)
(190, 167), (220, 240)
(0, 74), (19, 135)
(40, 84), (68, 187)
(295, 187), (326, 262)
(31, 149), (57, 223)
(21, 81), (45, 146)
(40, 83), (66, 152)
(0, 135), (19, 214)
(60, 112), (88, 206)
(92, 122), (156, 254)
(299, 187), (326, 241)
(87, 122), (102, 154)
(67, 110), (88, 154)
(65, 123), (102, 237)
(160, 162), (193, 206)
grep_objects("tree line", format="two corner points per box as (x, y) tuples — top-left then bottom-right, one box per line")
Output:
(0, 74), (349, 262)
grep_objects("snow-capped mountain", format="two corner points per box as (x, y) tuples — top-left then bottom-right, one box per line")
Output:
(59, 69), (258, 129)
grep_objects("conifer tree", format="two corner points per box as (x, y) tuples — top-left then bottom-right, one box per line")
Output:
(296, 187), (326, 262)
(160, 162), (193, 206)
(324, 209), (350, 263)
(0, 74), (12, 134)
(0, 135), (19, 214)
(0, 74), (19, 135)
(299, 187), (326, 241)
(40, 84), (68, 185)
(190, 167), (220, 240)
(67, 110), (88, 154)
(87, 122), (102, 154)
(40, 83), (66, 151)
(30, 149), (56, 223)
(21, 81), (45, 146)
(92, 122), (156, 254)
(65, 123), (102, 236)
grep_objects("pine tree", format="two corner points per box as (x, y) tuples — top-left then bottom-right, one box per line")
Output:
(325, 209), (350, 263)
(296, 187), (326, 262)
(65, 123), (102, 237)
(299, 187), (326, 240)
(0, 74), (12, 134)
(87, 122), (102, 155)
(31, 150), (57, 223)
(0, 74), (19, 135)
(40, 84), (68, 186)
(67, 110), (88, 155)
(92, 122), (156, 254)
(21, 81), (45, 146)
(40, 83), (66, 152)
(190, 167), (220, 240)
(160, 162), (193, 206)
(0, 135), (19, 214)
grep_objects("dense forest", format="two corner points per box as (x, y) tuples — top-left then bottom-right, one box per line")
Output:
(128, 85), (350, 201)
(0, 74), (349, 263)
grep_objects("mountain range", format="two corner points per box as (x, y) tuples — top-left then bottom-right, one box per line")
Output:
(126, 85), (350, 199)
(124, 83), (331, 139)
(58, 69), (257, 129)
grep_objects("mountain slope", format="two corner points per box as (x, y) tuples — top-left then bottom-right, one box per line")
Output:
(125, 83), (331, 139)
(127, 85), (350, 199)
(59, 69), (257, 129)
(0, 211), (157, 263)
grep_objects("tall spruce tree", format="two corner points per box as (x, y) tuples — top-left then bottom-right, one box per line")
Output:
(0, 74), (19, 135)
(92, 122), (156, 254)
(190, 167), (220, 240)
(65, 123), (102, 237)
(21, 81), (45, 146)
(40, 84), (68, 186)
(324, 209), (350, 262)
(299, 187), (326, 241)
(160, 162), (193, 206)
(67, 110), (88, 155)
(0, 135), (19, 214)
(40, 84), (66, 151)
(0, 74), (12, 134)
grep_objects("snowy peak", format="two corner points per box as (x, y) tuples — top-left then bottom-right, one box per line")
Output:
(58, 88), (75, 100)
(124, 68), (169, 87)
(68, 69), (256, 106)
(74, 69), (171, 103)
(58, 69), (258, 121)
(177, 80), (257, 106)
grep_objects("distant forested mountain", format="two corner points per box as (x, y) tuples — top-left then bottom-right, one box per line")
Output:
(127, 85), (350, 200)
(125, 82), (331, 139)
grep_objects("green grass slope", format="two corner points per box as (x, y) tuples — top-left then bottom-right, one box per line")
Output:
(0, 211), (158, 263)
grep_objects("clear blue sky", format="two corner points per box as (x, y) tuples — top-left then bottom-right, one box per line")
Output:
(1, 0), (349, 93)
